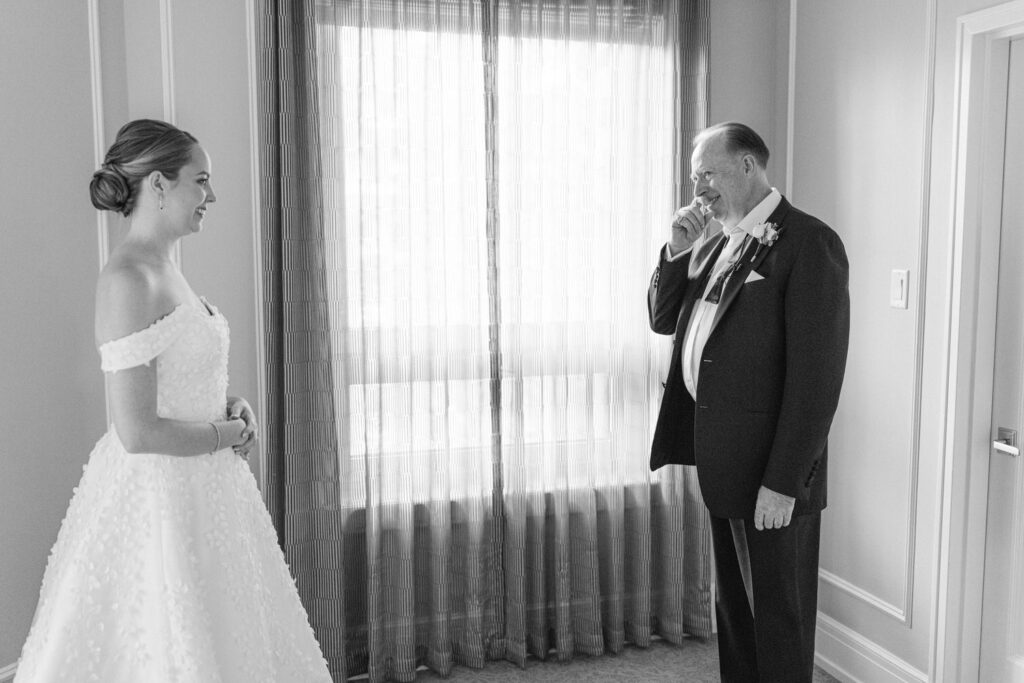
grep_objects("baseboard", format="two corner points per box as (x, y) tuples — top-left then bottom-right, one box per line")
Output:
(0, 661), (17, 683)
(815, 613), (928, 683)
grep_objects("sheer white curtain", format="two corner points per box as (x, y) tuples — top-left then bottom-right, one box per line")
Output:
(321, 11), (493, 509)
(492, 5), (693, 661)
(307, 2), (711, 680)
(496, 16), (676, 492)
(317, 6), (501, 680)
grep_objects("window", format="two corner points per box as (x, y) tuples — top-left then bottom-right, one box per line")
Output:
(316, 2), (676, 504)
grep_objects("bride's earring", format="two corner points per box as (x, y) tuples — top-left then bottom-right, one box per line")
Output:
(159, 194), (164, 211)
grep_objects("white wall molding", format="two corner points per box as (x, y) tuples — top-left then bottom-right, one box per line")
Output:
(819, 569), (908, 622)
(87, 0), (113, 422)
(159, 0), (176, 124)
(790, 0), (939, 627)
(87, 0), (108, 268)
(894, 0), (940, 632)
(158, 0), (182, 268)
(816, 612), (928, 683)
(929, 2), (1024, 682)
(784, 0), (796, 196)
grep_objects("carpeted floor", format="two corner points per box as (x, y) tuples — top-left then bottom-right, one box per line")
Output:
(416, 637), (840, 682)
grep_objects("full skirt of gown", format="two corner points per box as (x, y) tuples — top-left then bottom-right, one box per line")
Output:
(14, 300), (332, 682)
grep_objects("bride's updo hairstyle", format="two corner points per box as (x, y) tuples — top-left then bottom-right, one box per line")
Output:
(90, 119), (199, 216)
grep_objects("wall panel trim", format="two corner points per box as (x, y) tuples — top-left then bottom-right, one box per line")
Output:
(819, 569), (908, 622)
(88, 0), (112, 421)
(88, 0), (108, 268)
(159, 0), (176, 123)
(816, 613), (928, 683)
(785, 0), (796, 195)
(791, 0), (939, 626)
(159, 0), (182, 267)
(894, 0), (940, 631)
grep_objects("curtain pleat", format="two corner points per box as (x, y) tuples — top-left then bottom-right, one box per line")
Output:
(256, 2), (711, 682)
(255, 1), (350, 680)
(480, 0), (508, 667)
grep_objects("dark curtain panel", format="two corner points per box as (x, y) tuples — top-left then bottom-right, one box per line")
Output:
(665, 0), (713, 643)
(676, 0), (710, 206)
(254, 1), (350, 680)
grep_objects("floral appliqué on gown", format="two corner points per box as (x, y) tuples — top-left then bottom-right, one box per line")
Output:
(15, 299), (332, 683)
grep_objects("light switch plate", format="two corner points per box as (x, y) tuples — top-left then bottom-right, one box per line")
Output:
(890, 269), (909, 309)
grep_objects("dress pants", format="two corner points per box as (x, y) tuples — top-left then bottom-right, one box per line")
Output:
(709, 512), (821, 683)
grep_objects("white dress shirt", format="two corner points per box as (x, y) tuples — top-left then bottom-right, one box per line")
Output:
(667, 189), (782, 399)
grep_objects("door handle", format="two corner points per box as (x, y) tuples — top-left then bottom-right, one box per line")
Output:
(994, 427), (1019, 457)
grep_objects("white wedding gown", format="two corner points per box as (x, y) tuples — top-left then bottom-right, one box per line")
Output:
(15, 298), (332, 682)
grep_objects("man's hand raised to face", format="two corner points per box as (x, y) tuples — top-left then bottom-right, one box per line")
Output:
(668, 199), (710, 256)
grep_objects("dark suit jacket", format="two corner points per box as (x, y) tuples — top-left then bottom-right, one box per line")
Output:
(648, 197), (850, 519)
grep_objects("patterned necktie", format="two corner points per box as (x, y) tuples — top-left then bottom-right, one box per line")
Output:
(705, 233), (749, 304)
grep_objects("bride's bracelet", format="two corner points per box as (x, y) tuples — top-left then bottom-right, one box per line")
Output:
(209, 421), (222, 452)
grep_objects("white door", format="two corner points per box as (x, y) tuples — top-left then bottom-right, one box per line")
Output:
(979, 36), (1024, 683)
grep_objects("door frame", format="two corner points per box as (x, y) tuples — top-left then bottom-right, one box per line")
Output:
(932, 3), (1024, 681)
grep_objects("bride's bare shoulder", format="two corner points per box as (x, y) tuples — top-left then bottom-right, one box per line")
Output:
(95, 252), (178, 345)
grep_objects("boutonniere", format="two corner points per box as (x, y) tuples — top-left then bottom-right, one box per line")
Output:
(748, 221), (781, 263)
(751, 221), (779, 246)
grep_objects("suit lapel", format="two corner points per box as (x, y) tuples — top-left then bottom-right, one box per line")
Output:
(709, 198), (794, 335)
(748, 198), (793, 272)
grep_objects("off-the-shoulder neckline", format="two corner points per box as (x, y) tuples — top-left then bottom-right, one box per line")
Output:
(97, 297), (220, 351)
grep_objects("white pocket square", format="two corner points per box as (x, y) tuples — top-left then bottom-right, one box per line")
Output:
(744, 271), (765, 284)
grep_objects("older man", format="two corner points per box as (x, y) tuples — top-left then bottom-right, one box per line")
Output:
(648, 122), (849, 681)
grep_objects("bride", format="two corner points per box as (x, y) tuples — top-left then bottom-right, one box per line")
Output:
(14, 119), (332, 682)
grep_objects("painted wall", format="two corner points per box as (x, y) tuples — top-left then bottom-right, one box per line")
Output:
(708, 1), (792, 189)
(0, 1), (108, 669)
(789, 1), (937, 678)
